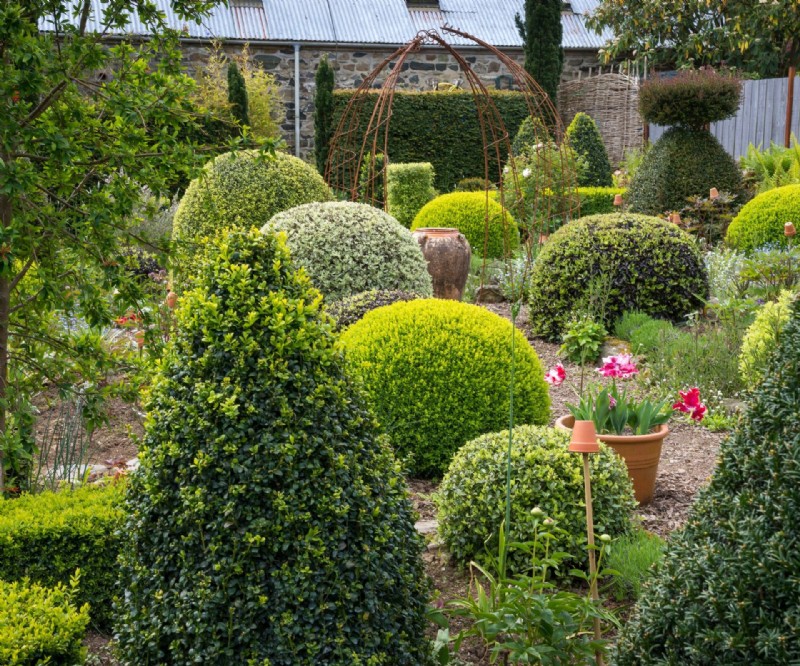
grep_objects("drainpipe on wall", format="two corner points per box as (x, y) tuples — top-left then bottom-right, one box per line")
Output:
(294, 43), (301, 157)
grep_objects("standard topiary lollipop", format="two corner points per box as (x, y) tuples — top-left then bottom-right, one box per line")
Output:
(115, 229), (432, 666)
(725, 184), (800, 251)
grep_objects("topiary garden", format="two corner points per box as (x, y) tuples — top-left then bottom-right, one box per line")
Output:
(726, 183), (800, 251)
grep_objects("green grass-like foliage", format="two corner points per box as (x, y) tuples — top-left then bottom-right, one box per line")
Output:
(511, 115), (551, 156)
(0, 481), (124, 630)
(566, 113), (613, 187)
(613, 310), (653, 341)
(387, 162), (436, 228)
(327, 289), (421, 331)
(577, 186), (626, 217)
(0, 577), (89, 665)
(264, 201), (432, 301)
(172, 150), (332, 244)
(436, 425), (635, 574)
(725, 184), (800, 251)
(411, 192), (519, 259)
(629, 318), (679, 357)
(628, 127), (743, 215)
(614, 301), (800, 664)
(606, 529), (665, 601)
(115, 230), (432, 665)
(339, 300), (550, 477)
(739, 290), (796, 386)
(528, 213), (708, 341)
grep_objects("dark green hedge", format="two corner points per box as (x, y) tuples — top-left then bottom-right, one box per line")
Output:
(331, 90), (529, 192)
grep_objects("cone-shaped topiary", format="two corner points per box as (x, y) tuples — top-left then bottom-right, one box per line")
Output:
(339, 299), (550, 477)
(725, 184), (800, 251)
(628, 127), (742, 215)
(172, 150), (333, 245)
(115, 229), (432, 665)
(566, 112), (613, 187)
(528, 213), (708, 341)
(226, 62), (249, 130)
(511, 115), (552, 156)
(313, 55), (335, 176)
(614, 300), (800, 664)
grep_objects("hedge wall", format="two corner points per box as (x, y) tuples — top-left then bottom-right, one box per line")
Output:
(331, 90), (529, 192)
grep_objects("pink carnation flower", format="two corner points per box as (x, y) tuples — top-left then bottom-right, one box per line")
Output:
(544, 363), (566, 386)
(672, 387), (707, 421)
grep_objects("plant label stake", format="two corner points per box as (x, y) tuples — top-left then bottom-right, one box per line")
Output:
(569, 420), (603, 666)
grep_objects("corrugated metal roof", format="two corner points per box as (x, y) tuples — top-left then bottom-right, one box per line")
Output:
(40, 0), (611, 50)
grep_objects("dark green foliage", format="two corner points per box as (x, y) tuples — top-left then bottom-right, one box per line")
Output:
(226, 62), (249, 130)
(357, 152), (385, 205)
(511, 115), (552, 156)
(314, 55), (335, 176)
(387, 162), (437, 228)
(566, 113), (613, 187)
(614, 302), (800, 664)
(115, 230), (432, 665)
(628, 127), (743, 215)
(327, 289), (421, 331)
(515, 0), (564, 103)
(332, 90), (529, 191)
(528, 213), (708, 340)
(639, 70), (742, 128)
(677, 190), (740, 244)
(454, 177), (496, 192)
(577, 186), (626, 217)
(0, 482), (125, 630)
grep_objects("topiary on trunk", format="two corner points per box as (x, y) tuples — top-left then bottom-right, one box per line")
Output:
(614, 300), (800, 664)
(115, 229), (432, 666)
(566, 112), (613, 187)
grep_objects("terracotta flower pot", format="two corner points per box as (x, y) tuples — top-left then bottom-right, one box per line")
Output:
(555, 414), (668, 505)
(411, 227), (471, 301)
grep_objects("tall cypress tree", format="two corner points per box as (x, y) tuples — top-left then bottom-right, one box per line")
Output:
(227, 61), (249, 130)
(515, 0), (564, 104)
(314, 55), (335, 176)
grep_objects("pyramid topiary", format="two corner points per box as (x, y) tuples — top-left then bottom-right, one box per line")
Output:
(511, 115), (551, 156)
(614, 300), (800, 664)
(115, 229), (432, 665)
(566, 112), (613, 187)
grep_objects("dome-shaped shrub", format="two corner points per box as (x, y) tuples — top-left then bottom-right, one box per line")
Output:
(437, 425), (635, 573)
(725, 184), (800, 251)
(628, 127), (743, 215)
(172, 150), (332, 243)
(739, 290), (796, 386)
(327, 289), (421, 331)
(566, 112), (613, 187)
(264, 201), (432, 301)
(411, 192), (519, 258)
(614, 301), (800, 665)
(528, 213), (708, 341)
(339, 300), (550, 477)
(115, 230), (432, 665)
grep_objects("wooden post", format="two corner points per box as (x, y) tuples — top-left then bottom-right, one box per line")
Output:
(786, 65), (796, 149)
(583, 452), (603, 666)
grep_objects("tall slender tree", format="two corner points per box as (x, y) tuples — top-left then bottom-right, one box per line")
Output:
(314, 55), (335, 176)
(515, 0), (564, 104)
(227, 61), (249, 130)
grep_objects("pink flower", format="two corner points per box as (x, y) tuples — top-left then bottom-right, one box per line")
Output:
(672, 387), (706, 421)
(597, 354), (638, 379)
(608, 394), (617, 409)
(545, 364), (566, 386)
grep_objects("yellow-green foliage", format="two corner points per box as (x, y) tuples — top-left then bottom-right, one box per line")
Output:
(577, 186), (627, 217)
(411, 192), (519, 258)
(0, 577), (89, 665)
(386, 162), (436, 228)
(0, 481), (125, 629)
(339, 299), (550, 477)
(725, 184), (800, 251)
(172, 150), (333, 245)
(740, 290), (797, 385)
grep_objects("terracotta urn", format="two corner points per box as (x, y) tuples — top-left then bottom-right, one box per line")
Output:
(555, 414), (669, 505)
(412, 227), (471, 301)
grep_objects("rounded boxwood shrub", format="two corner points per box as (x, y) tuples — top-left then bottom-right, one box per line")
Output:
(339, 299), (550, 477)
(115, 229), (432, 665)
(739, 290), (796, 386)
(628, 127), (743, 215)
(566, 112), (613, 187)
(437, 425), (635, 574)
(528, 213), (708, 341)
(614, 300), (800, 665)
(411, 192), (519, 258)
(264, 201), (432, 301)
(327, 289), (421, 330)
(725, 184), (800, 251)
(172, 150), (332, 244)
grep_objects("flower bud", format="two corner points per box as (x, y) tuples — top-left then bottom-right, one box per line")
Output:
(531, 506), (544, 517)
(599, 534), (612, 543)
(543, 517), (554, 526)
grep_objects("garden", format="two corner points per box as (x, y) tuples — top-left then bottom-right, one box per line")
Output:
(2, 1), (800, 665)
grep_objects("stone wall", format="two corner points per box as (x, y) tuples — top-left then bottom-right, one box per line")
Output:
(181, 42), (600, 160)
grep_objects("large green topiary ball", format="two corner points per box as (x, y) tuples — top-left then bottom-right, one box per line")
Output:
(614, 301), (800, 664)
(115, 229), (432, 665)
(437, 425), (635, 573)
(528, 213), (708, 341)
(263, 201), (432, 301)
(172, 150), (333, 244)
(739, 290), (796, 386)
(411, 192), (519, 258)
(725, 184), (800, 251)
(339, 299), (550, 477)
(566, 112), (613, 187)
(628, 127), (743, 215)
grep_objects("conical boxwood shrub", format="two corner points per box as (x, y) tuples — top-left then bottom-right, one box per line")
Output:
(614, 301), (800, 664)
(114, 230), (432, 665)
(566, 112), (612, 187)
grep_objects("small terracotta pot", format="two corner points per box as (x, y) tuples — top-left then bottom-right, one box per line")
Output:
(165, 291), (178, 309)
(411, 227), (471, 301)
(555, 414), (669, 505)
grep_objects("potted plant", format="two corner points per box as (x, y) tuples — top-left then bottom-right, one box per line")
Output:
(546, 355), (707, 504)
